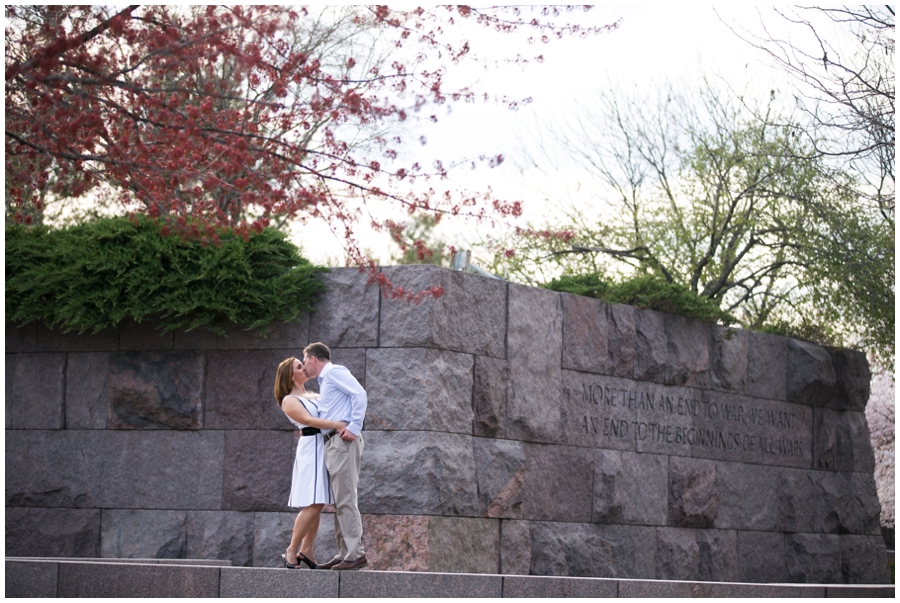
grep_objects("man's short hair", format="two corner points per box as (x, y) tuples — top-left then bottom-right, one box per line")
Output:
(303, 342), (331, 362)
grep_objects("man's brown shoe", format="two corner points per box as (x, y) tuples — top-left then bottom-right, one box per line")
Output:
(331, 555), (368, 570)
(317, 556), (342, 570)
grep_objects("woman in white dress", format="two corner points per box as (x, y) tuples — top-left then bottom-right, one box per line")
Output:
(274, 357), (348, 569)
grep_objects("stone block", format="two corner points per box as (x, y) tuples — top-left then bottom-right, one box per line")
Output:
(709, 326), (749, 393)
(5, 507), (101, 557)
(363, 515), (499, 574)
(219, 566), (339, 598)
(173, 326), (219, 350)
(428, 516), (499, 574)
(655, 528), (738, 582)
(787, 339), (837, 406)
(186, 511), (255, 567)
(473, 438), (526, 518)
(473, 356), (508, 438)
(505, 283), (563, 443)
(65, 352), (110, 429)
(776, 467), (816, 533)
(223, 430), (293, 511)
(526, 522), (656, 578)
(251, 511), (308, 568)
(604, 303), (638, 379)
(331, 347), (367, 388)
(8, 431), (218, 509)
(216, 317), (310, 350)
(810, 471), (881, 536)
(685, 392), (812, 469)
(618, 579), (707, 597)
(362, 514), (430, 571)
(841, 534), (890, 584)
(785, 533), (841, 583)
(308, 267), (379, 348)
(6, 354), (15, 429)
(365, 348), (474, 434)
(668, 457), (718, 528)
(205, 349), (288, 430)
(633, 309), (667, 383)
(118, 318), (174, 350)
(379, 265), (507, 358)
(6, 559), (59, 598)
(737, 531), (787, 583)
(827, 348), (870, 411)
(697, 530), (741, 583)
(560, 293), (635, 379)
(516, 360), (801, 455)
(57, 561), (220, 597)
(593, 450), (668, 526)
(339, 569), (503, 598)
(707, 583), (804, 597)
(825, 585), (895, 597)
(502, 575), (618, 598)
(665, 314), (709, 387)
(561, 372), (813, 469)
(812, 408), (875, 473)
(6, 322), (36, 353)
(522, 443), (593, 523)
(101, 509), (188, 559)
(98, 431), (225, 510)
(559, 371), (654, 452)
(35, 324), (119, 352)
(107, 351), (205, 429)
(500, 520), (531, 575)
(655, 529), (699, 582)
(748, 331), (787, 401)
(634, 386), (715, 459)
(6, 431), (101, 508)
(35, 323), (120, 352)
(10, 352), (66, 429)
(358, 431), (479, 516)
(716, 462), (778, 531)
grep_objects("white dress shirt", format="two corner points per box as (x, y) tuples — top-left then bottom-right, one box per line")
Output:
(317, 362), (367, 436)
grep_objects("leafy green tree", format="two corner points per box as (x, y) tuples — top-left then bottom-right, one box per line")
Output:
(497, 84), (893, 366)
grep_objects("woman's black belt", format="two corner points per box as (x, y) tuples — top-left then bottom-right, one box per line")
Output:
(300, 427), (321, 436)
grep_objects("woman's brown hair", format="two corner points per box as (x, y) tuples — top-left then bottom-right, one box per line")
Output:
(274, 357), (296, 406)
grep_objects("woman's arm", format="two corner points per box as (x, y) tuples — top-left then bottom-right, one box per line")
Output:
(282, 396), (347, 430)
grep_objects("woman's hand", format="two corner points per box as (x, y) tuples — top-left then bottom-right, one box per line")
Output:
(334, 421), (349, 431)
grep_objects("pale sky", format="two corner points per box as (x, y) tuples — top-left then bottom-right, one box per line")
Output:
(288, 6), (848, 267)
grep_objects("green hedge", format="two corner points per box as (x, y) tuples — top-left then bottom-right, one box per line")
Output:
(6, 215), (326, 335)
(544, 273), (736, 325)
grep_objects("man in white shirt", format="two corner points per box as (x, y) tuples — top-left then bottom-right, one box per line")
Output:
(302, 342), (368, 570)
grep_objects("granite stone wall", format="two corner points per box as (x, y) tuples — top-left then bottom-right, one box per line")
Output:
(5, 265), (888, 583)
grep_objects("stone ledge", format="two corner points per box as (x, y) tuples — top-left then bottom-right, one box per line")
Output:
(340, 569), (503, 598)
(5, 556), (231, 565)
(220, 566), (339, 598)
(6, 559), (895, 598)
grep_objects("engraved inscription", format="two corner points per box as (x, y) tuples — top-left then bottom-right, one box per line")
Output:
(570, 378), (808, 462)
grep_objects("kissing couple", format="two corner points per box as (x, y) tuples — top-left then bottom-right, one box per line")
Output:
(273, 342), (368, 570)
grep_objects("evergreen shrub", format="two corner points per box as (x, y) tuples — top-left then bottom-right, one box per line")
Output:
(6, 215), (326, 335)
(544, 273), (736, 325)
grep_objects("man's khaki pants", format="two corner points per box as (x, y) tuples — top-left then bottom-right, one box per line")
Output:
(325, 433), (365, 561)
